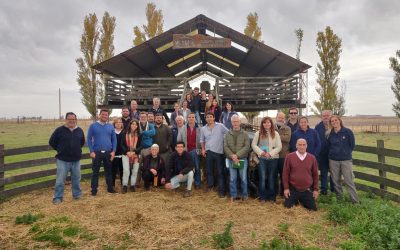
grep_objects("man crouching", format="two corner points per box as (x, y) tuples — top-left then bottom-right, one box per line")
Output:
(165, 141), (194, 197)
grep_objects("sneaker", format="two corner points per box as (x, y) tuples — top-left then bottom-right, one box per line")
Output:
(122, 186), (128, 194)
(242, 196), (249, 202)
(130, 186), (136, 192)
(194, 185), (201, 190)
(321, 190), (328, 195)
(218, 193), (226, 199)
(91, 191), (97, 197)
(183, 190), (191, 198)
(52, 199), (62, 205)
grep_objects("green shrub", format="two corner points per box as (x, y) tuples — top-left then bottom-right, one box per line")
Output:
(212, 221), (234, 249)
(15, 213), (42, 225)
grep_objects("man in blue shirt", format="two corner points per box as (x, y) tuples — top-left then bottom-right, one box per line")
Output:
(87, 109), (117, 195)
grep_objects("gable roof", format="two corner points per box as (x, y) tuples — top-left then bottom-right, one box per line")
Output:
(93, 14), (311, 78)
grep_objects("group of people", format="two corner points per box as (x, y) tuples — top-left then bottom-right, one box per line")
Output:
(49, 93), (359, 211)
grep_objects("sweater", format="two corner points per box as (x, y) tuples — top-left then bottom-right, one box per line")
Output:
(251, 131), (282, 159)
(49, 126), (85, 162)
(87, 122), (117, 153)
(224, 129), (250, 159)
(177, 124), (201, 151)
(220, 111), (238, 129)
(289, 127), (321, 156)
(327, 127), (355, 161)
(139, 122), (155, 149)
(165, 151), (194, 182)
(283, 152), (319, 192)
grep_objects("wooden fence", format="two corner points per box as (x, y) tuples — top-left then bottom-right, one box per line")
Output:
(0, 140), (400, 202)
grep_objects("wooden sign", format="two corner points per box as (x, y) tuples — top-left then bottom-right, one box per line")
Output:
(173, 34), (231, 49)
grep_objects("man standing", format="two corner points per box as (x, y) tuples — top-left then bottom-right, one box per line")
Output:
(200, 112), (229, 198)
(275, 112), (291, 196)
(315, 110), (334, 195)
(87, 109), (117, 195)
(147, 112), (155, 124)
(165, 141), (194, 197)
(139, 111), (156, 159)
(191, 87), (202, 125)
(153, 112), (172, 165)
(129, 100), (140, 120)
(283, 139), (319, 211)
(286, 107), (299, 133)
(148, 97), (170, 125)
(224, 115), (250, 201)
(121, 106), (131, 131)
(289, 117), (321, 157)
(49, 112), (85, 204)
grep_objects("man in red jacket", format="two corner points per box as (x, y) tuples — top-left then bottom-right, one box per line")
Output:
(283, 138), (319, 211)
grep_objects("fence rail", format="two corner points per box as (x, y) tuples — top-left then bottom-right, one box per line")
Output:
(1, 139), (400, 202)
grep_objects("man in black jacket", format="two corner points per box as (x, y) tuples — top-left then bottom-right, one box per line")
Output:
(49, 112), (85, 204)
(165, 141), (194, 197)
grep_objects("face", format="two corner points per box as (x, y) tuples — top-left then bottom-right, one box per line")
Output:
(174, 104), (179, 111)
(188, 114), (196, 124)
(175, 143), (185, 155)
(186, 94), (191, 101)
(206, 114), (215, 124)
(231, 118), (240, 130)
(147, 113), (154, 122)
(176, 118), (184, 127)
(130, 101), (137, 110)
(121, 108), (129, 118)
(289, 109), (298, 119)
(201, 91), (206, 98)
(262, 119), (272, 130)
(212, 100), (218, 106)
(183, 101), (188, 108)
(226, 103), (232, 111)
(276, 113), (286, 123)
(296, 139), (307, 154)
(299, 118), (308, 130)
(114, 120), (123, 129)
(153, 98), (160, 107)
(193, 89), (199, 96)
(330, 117), (341, 129)
(322, 111), (331, 124)
(151, 146), (159, 157)
(99, 111), (109, 123)
(130, 122), (138, 132)
(65, 114), (77, 129)
(155, 115), (163, 125)
(208, 95), (213, 101)
(140, 113), (147, 123)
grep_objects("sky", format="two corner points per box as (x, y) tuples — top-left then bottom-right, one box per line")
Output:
(0, 0), (399, 119)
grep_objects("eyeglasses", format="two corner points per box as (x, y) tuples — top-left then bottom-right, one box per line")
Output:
(289, 112), (298, 115)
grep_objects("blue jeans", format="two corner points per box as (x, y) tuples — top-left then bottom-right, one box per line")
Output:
(91, 151), (113, 194)
(54, 159), (82, 201)
(227, 159), (248, 198)
(206, 150), (225, 195)
(258, 158), (278, 201)
(189, 149), (201, 187)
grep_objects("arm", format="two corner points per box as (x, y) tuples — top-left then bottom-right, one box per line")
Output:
(111, 128), (117, 152)
(280, 127), (291, 144)
(80, 128), (85, 147)
(181, 153), (194, 175)
(142, 123), (156, 137)
(223, 133), (234, 159)
(314, 131), (321, 156)
(200, 128), (206, 157)
(289, 133), (297, 152)
(49, 128), (59, 150)
(269, 133), (282, 158)
(349, 129), (355, 151)
(167, 127), (172, 149)
(87, 124), (94, 153)
(120, 132), (128, 154)
(311, 156), (319, 192)
(251, 131), (263, 156)
(283, 156), (291, 198)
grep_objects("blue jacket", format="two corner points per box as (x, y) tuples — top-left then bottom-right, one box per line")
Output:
(139, 122), (156, 149)
(87, 122), (117, 153)
(290, 127), (321, 156)
(315, 121), (330, 157)
(327, 127), (355, 161)
(49, 126), (85, 162)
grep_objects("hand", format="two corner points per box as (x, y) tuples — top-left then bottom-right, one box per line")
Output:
(150, 169), (157, 175)
(231, 154), (238, 162)
(165, 183), (172, 189)
(313, 191), (319, 200)
(110, 151), (115, 161)
(161, 178), (165, 185)
(178, 174), (184, 181)
(90, 152), (96, 159)
(284, 189), (290, 199)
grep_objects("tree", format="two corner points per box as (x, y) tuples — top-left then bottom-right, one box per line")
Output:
(76, 12), (116, 119)
(243, 12), (262, 124)
(133, 2), (164, 46)
(390, 50), (400, 117)
(313, 26), (346, 116)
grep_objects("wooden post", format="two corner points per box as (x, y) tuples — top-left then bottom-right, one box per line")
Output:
(377, 140), (386, 190)
(0, 144), (5, 191)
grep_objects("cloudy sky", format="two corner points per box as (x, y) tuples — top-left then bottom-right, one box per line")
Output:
(0, 0), (399, 118)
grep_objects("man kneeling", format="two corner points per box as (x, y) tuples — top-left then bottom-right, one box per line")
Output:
(165, 141), (194, 197)
(283, 138), (319, 211)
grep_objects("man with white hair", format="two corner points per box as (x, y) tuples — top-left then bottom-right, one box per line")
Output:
(283, 138), (319, 211)
(141, 144), (166, 191)
(148, 97), (170, 125)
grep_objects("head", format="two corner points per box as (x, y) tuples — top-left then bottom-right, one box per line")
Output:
(155, 113), (163, 125)
(260, 116), (276, 139)
(173, 102), (179, 112)
(321, 110), (332, 125)
(187, 112), (196, 125)
(65, 112), (77, 129)
(113, 118), (123, 130)
(231, 114), (241, 131)
(175, 141), (185, 155)
(330, 115), (344, 129)
(147, 112), (155, 123)
(276, 112), (286, 124)
(153, 97), (160, 107)
(289, 107), (298, 120)
(182, 100), (188, 108)
(121, 106), (130, 118)
(205, 111), (215, 125)
(212, 99), (218, 107)
(139, 111), (148, 123)
(175, 115), (184, 127)
(299, 116), (309, 131)
(150, 144), (159, 157)
(193, 87), (199, 96)
(224, 102), (233, 112)
(185, 93), (192, 101)
(130, 100), (138, 111)
(127, 119), (140, 134)
(99, 109), (109, 123)
(296, 138), (308, 154)
(208, 94), (214, 102)
(201, 91), (207, 98)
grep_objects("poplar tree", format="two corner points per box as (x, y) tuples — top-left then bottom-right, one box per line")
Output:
(390, 50), (400, 117)
(243, 12), (262, 124)
(133, 2), (164, 46)
(313, 26), (346, 116)
(76, 12), (116, 119)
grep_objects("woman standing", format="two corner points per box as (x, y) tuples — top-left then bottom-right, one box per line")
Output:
(180, 100), (191, 124)
(170, 102), (183, 128)
(327, 115), (359, 204)
(122, 120), (142, 193)
(220, 102), (237, 129)
(251, 117), (282, 202)
(211, 99), (222, 122)
(112, 118), (125, 189)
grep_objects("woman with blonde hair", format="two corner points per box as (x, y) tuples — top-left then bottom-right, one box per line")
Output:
(112, 118), (125, 189)
(251, 117), (282, 202)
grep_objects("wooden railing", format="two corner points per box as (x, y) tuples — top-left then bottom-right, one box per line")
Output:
(1, 140), (399, 202)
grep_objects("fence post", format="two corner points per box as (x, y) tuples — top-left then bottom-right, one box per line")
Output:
(377, 140), (386, 190)
(0, 144), (4, 191)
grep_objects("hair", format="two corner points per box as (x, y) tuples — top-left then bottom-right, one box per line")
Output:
(151, 144), (159, 149)
(289, 107), (298, 112)
(175, 115), (184, 122)
(259, 116), (276, 139)
(176, 141), (185, 147)
(212, 99), (218, 106)
(140, 111), (147, 116)
(205, 111), (215, 118)
(65, 112), (76, 119)
(121, 106), (129, 111)
(185, 93), (192, 101)
(223, 102), (234, 112)
(99, 109), (109, 115)
(130, 100), (137, 104)
(299, 116), (309, 123)
(173, 102), (179, 108)
(230, 114), (240, 122)
(112, 118), (123, 128)
(153, 97), (160, 102)
(329, 115), (344, 128)
(155, 112), (163, 117)
(194, 87), (199, 90)
(127, 119), (140, 135)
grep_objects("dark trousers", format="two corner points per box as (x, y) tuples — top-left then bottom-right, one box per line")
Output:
(318, 155), (335, 193)
(276, 158), (285, 196)
(91, 151), (114, 194)
(206, 150), (225, 195)
(142, 170), (160, 190)
(284, 188), (317, 211)
(112, 156), (123, 187)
